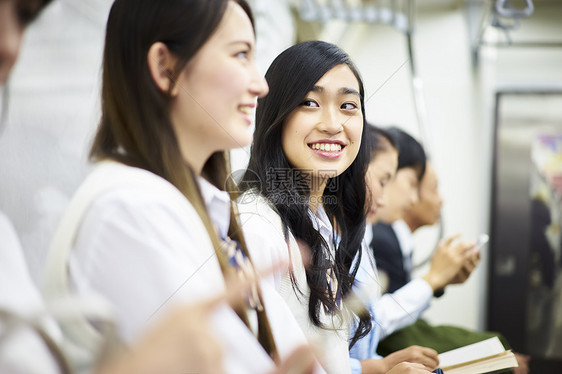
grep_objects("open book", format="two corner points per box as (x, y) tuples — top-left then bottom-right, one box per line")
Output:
(438, 337), (518, 374)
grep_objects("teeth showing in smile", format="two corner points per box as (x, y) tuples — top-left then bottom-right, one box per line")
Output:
(239, 107), (252, 115)
(310, 143), (342, 152)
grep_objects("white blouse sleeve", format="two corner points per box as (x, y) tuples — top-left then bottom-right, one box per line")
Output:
(70, 188), (274, 373)
(70, 188), (223, 339)
(375, 279), (433, 339)
(354, 239), (432, 342)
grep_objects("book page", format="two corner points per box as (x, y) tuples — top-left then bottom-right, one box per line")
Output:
(444, 352), (518, 374)
(438, 337), (506, 368)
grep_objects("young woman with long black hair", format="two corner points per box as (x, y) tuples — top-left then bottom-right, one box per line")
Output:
(238, 41), (432, 374)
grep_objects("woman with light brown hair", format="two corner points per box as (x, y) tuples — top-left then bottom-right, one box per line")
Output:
(44, 0), (315, 372)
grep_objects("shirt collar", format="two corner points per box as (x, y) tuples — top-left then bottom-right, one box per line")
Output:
(310, 204), (335, 251)
(392, 219), (413, 257)
(198, 177), (231, 239)
(364, 224), (374, 247)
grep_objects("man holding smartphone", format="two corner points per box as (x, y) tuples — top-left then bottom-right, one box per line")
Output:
(372, 159), (529, 373)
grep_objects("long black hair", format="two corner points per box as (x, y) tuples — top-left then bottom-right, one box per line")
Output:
(364, 124), (399, 159)
(386, 127), (426, 181)
(240, 40), (371, 347)
(364, 125), (399, 210)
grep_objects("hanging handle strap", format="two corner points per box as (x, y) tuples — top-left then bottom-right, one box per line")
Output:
(495, 0), (534, 19)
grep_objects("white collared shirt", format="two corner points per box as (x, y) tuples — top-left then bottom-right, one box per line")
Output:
(350, 237), (383, 372)
(239, 194), (349, 374)
(392, 219), (414, 276)
(350, 225), (433, 372)
(309, 204), (336, 253)
(69, 164), (276, 373)
(357, 223), (433, 343)
(199, 178), (231, 239)
(199, 178), (262, 335)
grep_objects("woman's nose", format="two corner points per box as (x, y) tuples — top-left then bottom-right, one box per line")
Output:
(318, 108), (343, 135)
(249, 66), (269, 98)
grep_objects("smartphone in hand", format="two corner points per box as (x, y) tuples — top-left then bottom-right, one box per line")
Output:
(473, 234), (489, 253)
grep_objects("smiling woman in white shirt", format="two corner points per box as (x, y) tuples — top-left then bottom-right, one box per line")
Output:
(42, 1), (316, 373)
(237, 41), (432, 374)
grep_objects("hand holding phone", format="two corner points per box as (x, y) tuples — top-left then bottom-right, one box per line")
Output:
(473, 234), (489, 253)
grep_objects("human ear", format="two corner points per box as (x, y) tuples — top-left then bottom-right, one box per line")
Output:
(147, 42), (179, 96)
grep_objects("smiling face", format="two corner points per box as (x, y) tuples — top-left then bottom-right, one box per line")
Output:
(281, 64), (363, 187)
(170, 1), (268, 171)
(366, 146), (398, 224)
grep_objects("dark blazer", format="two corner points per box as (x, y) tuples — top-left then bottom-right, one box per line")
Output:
(370, 222), (410, 294)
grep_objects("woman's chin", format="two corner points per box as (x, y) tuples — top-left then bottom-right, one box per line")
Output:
(226, 134), (253, 151)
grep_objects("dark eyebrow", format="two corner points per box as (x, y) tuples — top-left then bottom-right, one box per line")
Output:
(339, 87), (361, 98)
